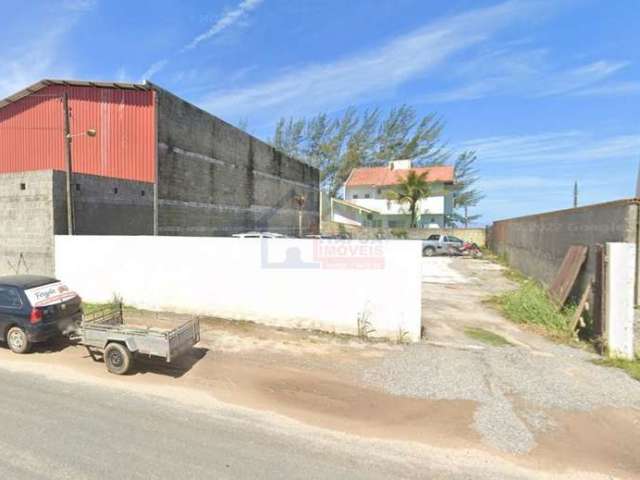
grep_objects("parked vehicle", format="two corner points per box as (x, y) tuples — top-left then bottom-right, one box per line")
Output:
(232, 231), (286, 238)
(0, 275), (201, 375)
(73, 304), (200, 375)
(459, 242), (483, 258)
(0, 275), (82, 354)
(421, 234), (465, 257)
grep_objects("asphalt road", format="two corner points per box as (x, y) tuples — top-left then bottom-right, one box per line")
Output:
(0, 366), (446, 480)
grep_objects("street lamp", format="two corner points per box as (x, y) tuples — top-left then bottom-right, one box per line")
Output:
(62, 92), (97, 235)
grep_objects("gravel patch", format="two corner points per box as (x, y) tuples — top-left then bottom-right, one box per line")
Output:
(362, 343), (640, 454)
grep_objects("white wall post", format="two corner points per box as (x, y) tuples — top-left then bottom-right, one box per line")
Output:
(606, 242), (636, 360)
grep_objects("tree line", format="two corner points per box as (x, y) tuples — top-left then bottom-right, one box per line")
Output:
(270, 105), (483, 227)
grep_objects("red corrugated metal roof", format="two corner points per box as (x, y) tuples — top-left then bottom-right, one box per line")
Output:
(0, 81), (155, 183)
(345, 165), (454, 186)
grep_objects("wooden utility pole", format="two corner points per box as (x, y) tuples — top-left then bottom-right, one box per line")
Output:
(573, 181), (578, 209)
(63, 92), (74, 235)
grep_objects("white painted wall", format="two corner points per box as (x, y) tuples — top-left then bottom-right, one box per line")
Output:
(55, 236), (423, 341)
(606, 242), (636, 360)
(350, 196), (446, 215)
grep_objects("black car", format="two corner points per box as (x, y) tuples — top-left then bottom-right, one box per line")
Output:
(0, 275), (82, 354)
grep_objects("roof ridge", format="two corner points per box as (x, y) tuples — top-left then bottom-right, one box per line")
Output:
(0, 79), (152, 110)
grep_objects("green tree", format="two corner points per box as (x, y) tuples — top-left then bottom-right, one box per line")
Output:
(384, 170), (432, 228)
(272, 105), (449, 197)
(451, 151), (484, 227)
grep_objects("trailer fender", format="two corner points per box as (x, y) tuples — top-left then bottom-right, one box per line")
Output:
(104, 337), (138, 353)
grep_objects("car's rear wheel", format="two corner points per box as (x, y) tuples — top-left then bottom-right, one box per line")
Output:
(423, 246), (436, 257)
(6, 326), (30, 354)
(104, 343), (132, 375)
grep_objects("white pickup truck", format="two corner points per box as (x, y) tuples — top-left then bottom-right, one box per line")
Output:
(421, 234), (464, 257)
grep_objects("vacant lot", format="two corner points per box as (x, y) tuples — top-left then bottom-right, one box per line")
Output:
(0, 256), (638, 479)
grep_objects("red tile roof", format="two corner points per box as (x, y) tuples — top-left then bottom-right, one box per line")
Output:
(345, 165), (454, 187)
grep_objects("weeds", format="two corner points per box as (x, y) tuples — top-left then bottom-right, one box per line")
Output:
(592, 357), (640, 382)
(357, 310), (375, 340)
(488, 279), (576, 339)
(396, 327), (410, 344)
(464, 327), (513, 346)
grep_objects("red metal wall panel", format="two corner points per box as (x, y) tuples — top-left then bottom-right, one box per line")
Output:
(0, 85), (155, 182)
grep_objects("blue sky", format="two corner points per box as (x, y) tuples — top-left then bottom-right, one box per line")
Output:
(1, 0), (638, 224)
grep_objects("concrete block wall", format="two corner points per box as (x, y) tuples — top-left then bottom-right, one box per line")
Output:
(0, 170), (57, 276)
(320, 222), (487, 245)
(488, 199), (638, 296)
(155, 87), (319, 236)
(0, 170), (155, 277)
(66, 172), (154, 235)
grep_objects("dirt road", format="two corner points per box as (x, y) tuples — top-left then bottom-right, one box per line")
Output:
(0, 256), (638, 479)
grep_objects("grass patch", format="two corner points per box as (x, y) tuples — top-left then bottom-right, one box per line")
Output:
(488, 279), (575, 338)
(464, 327), (513, 346)
(592, 357), (640, 382)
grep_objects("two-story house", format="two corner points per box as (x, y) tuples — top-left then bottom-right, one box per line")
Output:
(333, 160), (455, 228)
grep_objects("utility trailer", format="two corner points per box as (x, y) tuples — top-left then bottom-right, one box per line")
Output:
(71, 304), (200, 375)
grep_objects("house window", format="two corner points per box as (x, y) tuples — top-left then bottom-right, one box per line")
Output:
(353, 194), (359, 199)
(141, 190), (145, 197)
(19, 183), (26, 190)
(377, 188), (382, 194)
(364, 194), (370, 199)
(113, 187), (118, 194)
(75, 184), (80, 192)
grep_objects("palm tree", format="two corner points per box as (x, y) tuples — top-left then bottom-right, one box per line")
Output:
(385, 170), (431, 228)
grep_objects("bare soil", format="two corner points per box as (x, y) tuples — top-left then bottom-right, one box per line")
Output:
(0, 256), (638, 479)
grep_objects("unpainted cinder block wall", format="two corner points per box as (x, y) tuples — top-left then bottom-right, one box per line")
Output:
(488, 199), (638, 293)
(67, 172), (154, 235)
(321, 223), (487, 246)
(155, 87), (320, 236)
(0, 170), (58, 276)
(0, 170), (154, 276)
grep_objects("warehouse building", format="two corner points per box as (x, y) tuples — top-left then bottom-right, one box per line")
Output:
(0, 79), (319, 276)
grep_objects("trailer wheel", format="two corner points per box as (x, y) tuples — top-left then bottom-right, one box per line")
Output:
(6, 326), (30, 354)
(104, 343), (132, 375)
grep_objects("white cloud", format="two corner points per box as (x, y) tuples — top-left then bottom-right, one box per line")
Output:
(201, 1), (541, 119)
(0, 26), (75, 99)
(424, 46), (634, 102)
(535, 60), (629, 97)
(183, 0), (263, 51)
(459, 131), (640, 165)
(62, 0), (97, 11)
(140, 0), (264, 81)
(572, 81), (640, 97)
(140, 59), (169, 83)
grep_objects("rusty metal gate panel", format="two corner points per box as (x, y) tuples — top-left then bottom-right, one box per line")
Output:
(548, 245), (588, 307)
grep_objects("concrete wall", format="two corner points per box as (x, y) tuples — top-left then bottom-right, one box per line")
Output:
(320, 222), (487, 245)
(0, 170), (57, 276)
(488, 199), (638, 292)
(0, 170), (155, 277)
(68, 173), (154, 235)
(155, 87), (320, 237)
(55, 236), (423, 341)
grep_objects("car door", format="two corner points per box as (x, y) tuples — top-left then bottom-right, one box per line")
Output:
(0, 286), (26, 337)
(443, 236), (459, 253)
